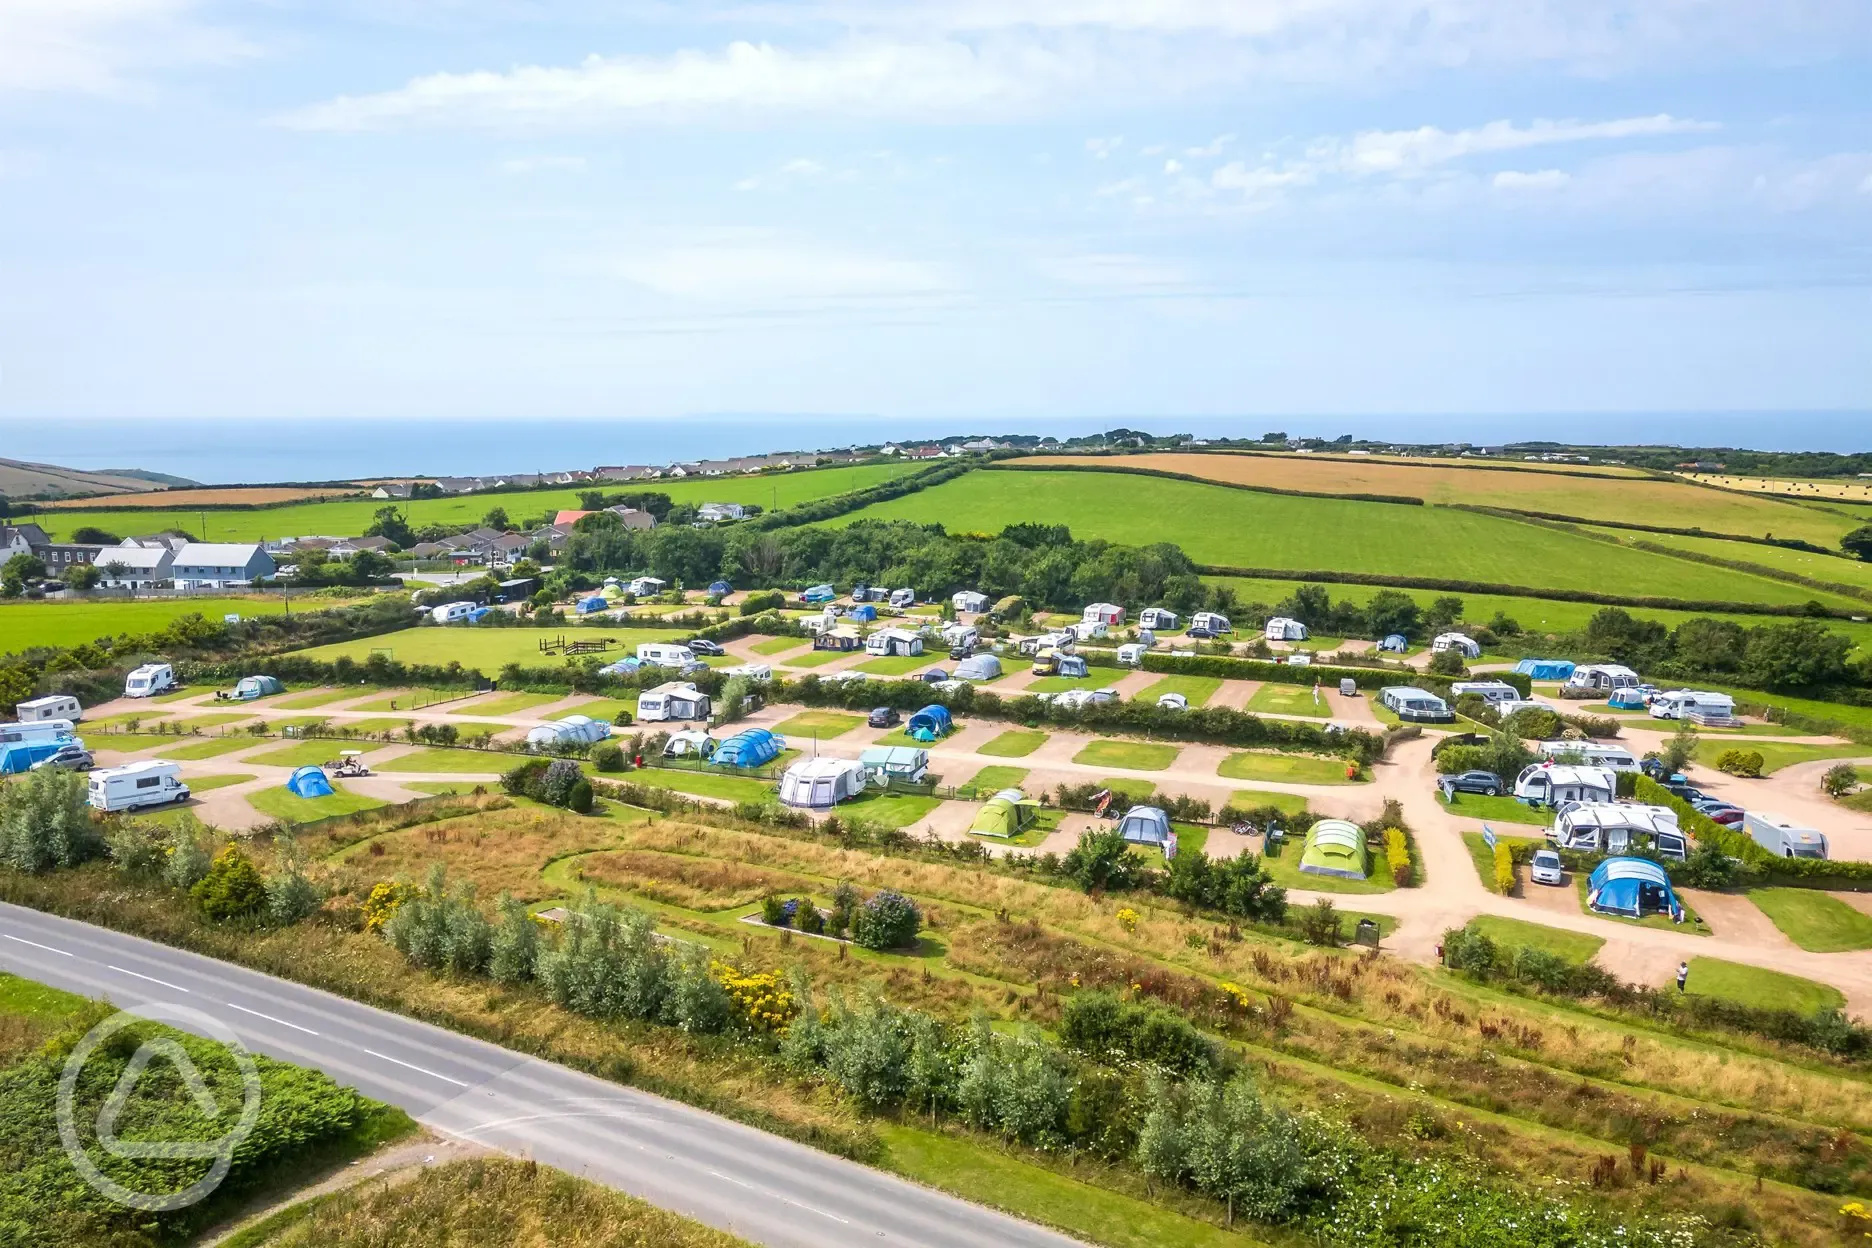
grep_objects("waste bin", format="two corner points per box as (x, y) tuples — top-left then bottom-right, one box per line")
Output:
(1355, 918), (1380, 948)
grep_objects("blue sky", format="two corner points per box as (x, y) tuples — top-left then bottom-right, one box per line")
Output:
(3, 1), (1870, 428)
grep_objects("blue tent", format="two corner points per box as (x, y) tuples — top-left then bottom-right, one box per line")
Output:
(1586, 857), (1681, 920)
(850, 604), (878, 622)
(1, 740), (65, 776)
(1379, 634), (1409, 653)
(708, 580), (733, 597)
(577, 596), (609, 614)
(711, 728), (785, 768)
(906, 705), (953, 740)
(803, 584), (836, 603)
(1515, 658), (1576, 680)
(285, 766), (334, 798)
(467, 606), (493, 623)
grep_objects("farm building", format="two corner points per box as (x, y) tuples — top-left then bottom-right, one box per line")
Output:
(636, 682), (711, 723)
(1082, 603), (1125, 627)
(971, 789), (1040, 838)
(858, 745), (929, 784)
(1514, 659), (1576, 681)
(954, 654), (1002, 681)
(1117, 806), (1176, 857)
(171, 543), (275, 590)
(1378, 634), (1409, 653)
(1586, 857), (1682, 920)
(1378, 686), (1453, 723)
(952, 590), (990, 613)
(1299, 819), (1369, 879)
(906, 705), (953, 740)
(711, 728), (785, 768)
(779, 757), (867, 808)
(627, 576), (666, 597)
(866, 628), (924, 658)
(1191, 611), (1231, 634)
(1432, 632), (1481, 658)
(1138, 607), (1179, 630)
(526, 715), (611, 750)
(285, 767), (333, 798)
(1265, 617), (1308, 641)
(662, 730), (716, 759)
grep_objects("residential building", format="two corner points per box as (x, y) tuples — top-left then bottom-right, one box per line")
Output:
(696, 502), (746, 523)
(1, 524), (50, 562)
(370, 483), (413, 500)
(94, 545), (174, 587)
(606, 506), (656, 530)
(171, 543), (275, 589)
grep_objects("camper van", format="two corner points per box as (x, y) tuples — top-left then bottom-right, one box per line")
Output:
(888, 587), (916, 609)
(123, 663), (176, 698)
(1513, 763), (1617, 809)
(1549, 804), (1687, 861)
(636, 642), (697, 668)
(15, 695), (81, 723)
(1743, 812), (1828, 860)
(635, 682), (711, 723)
(430, 601), (476, 625)
(1649, 690), (1738, 722)
(1535, 741), (1639, 772)
(88, 760), (190, 813)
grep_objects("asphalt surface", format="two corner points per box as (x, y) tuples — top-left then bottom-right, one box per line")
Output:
(0, 901), (1082, 1248)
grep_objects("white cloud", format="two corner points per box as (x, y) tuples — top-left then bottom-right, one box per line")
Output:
(0, 0), (248, 94)
(499, 154), (588, 175)
(1210, 163), (1312, 197)
(1329, 114), (1715, 176)
(1492, 168), (1570, 190)
(1164, 158), (1183, 174)
(1086, 136), (1124, 159)
(1184, 134), (1234, 158)
(604, 235), (955, 301)
(1094, 177), (1143, 197)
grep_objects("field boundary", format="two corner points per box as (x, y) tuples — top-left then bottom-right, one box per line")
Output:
(986, 459), (1427, 507)
(1445, 503), (1844, 555)
(1021, 444), (1661, 484)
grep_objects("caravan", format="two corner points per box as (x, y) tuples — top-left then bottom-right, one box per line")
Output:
(1265, 617), (1308, 642)
(1138, 607), (1179, 631)
(779, 757), (868, 808)
(636, 682), (712, 723)
(1378, 686), (1454, 723)
(88, 760), (190, 813)
(1565, 664), (1641, 695)
(1, 719), (81, 775)
(866, 628), (924, 658)
(1450, 680), (1519, 705)
(123, 663), (176, 698)
(952, 590), (990, 613)
(1536, 741), (1639, 772)
(636, 642), (697, 668)
(1190, 611), (1232, 635)
(430, 601), (477, 624)
(1432, 632), (1481, 658)
(15, 694), (81, 723)
(1513, 763), (1617, 809)
(1649, 690), (1739, 724)
(1549, 804), (1688, 861)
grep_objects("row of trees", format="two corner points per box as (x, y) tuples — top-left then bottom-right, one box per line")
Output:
(1578, 608), (1867, 693)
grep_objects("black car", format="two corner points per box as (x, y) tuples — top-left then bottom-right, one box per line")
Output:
(867, 707), (901, 728)
(1442, 770), (1504, 796)
(949, 643), (974, 660)
(687, 639), (725, 656)
(1185, 626), (1215, 640)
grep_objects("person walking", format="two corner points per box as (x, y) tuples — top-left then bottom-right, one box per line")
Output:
(1676, 961), (1690, 993)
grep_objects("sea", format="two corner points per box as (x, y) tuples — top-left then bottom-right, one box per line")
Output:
(7, 413), (1868, 486)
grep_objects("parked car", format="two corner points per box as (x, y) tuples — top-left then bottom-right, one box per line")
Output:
(867, 707), (901, 728)
(949, 643), (973, 660)
(1185, 626), (1215, 640)
(1442, 770), (1504, 796)
(29, 744), (94, 773)
(918, 669), (950, 684)
(687, 639), (725, 657)
(1157, 693), (1189, 711)
(1640, 758), (1689, 783)
(1528, 849), (1565, 886)
(1666, 782), (1707, 803)
(1707, 808), (1746, 826)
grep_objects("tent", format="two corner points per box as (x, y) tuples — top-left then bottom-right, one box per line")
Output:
(1514, 658), (1576, 680)
(527, 715), (611, 749)
(1299, 819), (1369, 879)
(577, 595), (609, 614)
(859, 745), (929, 784)
(850, 604), (878, 622)
(598, 657), (642, 676)
(802, 584), (837, 603)
(662, 730), (717, 759)
(1057, 654), (1089, 678)
(708, 580), (733, 597)
(1608, 687), (1649, 710)
(711, 728), (785, 768)
(1118, 806), (1176, 857)
(231, 674), (283, 700)
(285, 766), (333, 798)
(906, 705), (953, 741)
(971, 789), (1040, 837)
(1379, 634), (1409, 653)
(954, 654), (1002, 681)
(779, 757), (867, 808)
(1586, 857), (1682, 919)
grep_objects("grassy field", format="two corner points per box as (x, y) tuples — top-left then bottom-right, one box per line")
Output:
(36, 461), (923, 545)
(1686, 957), (1845, 1014)
(273, 687), (375, 709)
(1708, 740), (1871, 775)
(1022, 452), (1857, 545)
(779, 649), (847, 668)
(770, 710), (866, 739)
(828, 470), (1861, 608)
(962, 765), (1030, 793)
(289, 624), (692, 670)
(1244, 683), (1332, 718)
(554, 697), (638, 723)
(1072, 740), (1181, 771)
(0, 595), (346, 656)
(1228, 788), (1309, 815)
(1583, 527), (1872, 591)
(246, 781), (386, 823)
(840, 789), (945, 828)
(1746, 888), (1872, 952)
(616, 768), (774, 803)
(344, 687), (470, 712)
(145, 735), (266, 760)
(1132, 675), (1223, 706)
(977, 729), (1048, 757)
(375, 747), (514, 774)
(751, 635), (811, 656)
(188, 772), (256, 794)
(235, 740), (353, 768)
(1437, 791), (1552, 827)
(856, 653), (939, 676)
(1260, 836), (1394, 895)
(450, 690), (562, 717)
(1465, 915), (1605, 965)
(1216, 751), (1362, 784)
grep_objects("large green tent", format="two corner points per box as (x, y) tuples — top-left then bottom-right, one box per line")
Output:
(971, 789), (1040, 838)
(1299, 819), (1369, 880)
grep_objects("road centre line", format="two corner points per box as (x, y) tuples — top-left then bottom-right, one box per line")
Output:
(361, 1046), (470, 1087)
(108, 965), (190, 993)
(226, 1001), (319, 1035)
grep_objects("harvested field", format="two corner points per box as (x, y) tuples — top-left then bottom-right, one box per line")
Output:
(35, 485), (364, 508)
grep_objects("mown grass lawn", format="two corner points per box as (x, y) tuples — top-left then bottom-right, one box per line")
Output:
(1465, 915), (1605, 965)
(1217, 751), (1363, 784)
(855, 653), (938, 676)
(961, 765), (1029, 794)
(246, 782), (386, 823)
(1436, 791), (1550, 826)
(331, 717), (415, 735)
(554, 698), (637, 724)
(780, 649), (847, 668)
(977, 730), (1048, 757)
(1226, 788), (1309, 815)
(1259, 838), (1395, 895)
(242, 740), (373, 768)
(450, 691), (562, 717)
(1746, 887), (1872, 952)
(840, 790), (944, 828)
(186, 772), (256, 794)
(1132, 675), (1222, 707)
(375, 748), (515, 774)
(616, 768), (775, 803)
(162, 712), (259, 730)
(1710, 740), (1871, 775)
(1102, 777), (1157, 802)
(751, 635), (811, 656)
(1686, 957), (1844, 1015)
(1072, 740), (1180, 771)
(1244, 683), (1333, 718)
(1460, 831), (1547, 891)
(273, 687), (378, 710)
(346, 688), (472, 713)
(770, 711), (866, 740)
(1024, 675), (1121, 694)
(145, 735), (265, 761)
(0, 596), (316, 656)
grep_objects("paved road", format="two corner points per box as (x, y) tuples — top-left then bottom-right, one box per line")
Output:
(0, 901), (1081, 1248)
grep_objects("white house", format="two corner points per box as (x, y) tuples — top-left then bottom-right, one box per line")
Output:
(93, 545), (174, 588)
(696, 502), (746, 523)
(1138, 607), (1178, 630)
(1082, 602), (1125, 627)
(1265, 617), (1308, 641)
(170, 543), (275, 590)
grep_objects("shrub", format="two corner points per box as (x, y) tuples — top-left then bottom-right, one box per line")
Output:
(1679, 841), (1743, 889)
(566, 778), (595, 814)
(798, 901), (826, 934)
(853, 890), (921, 950)
(192, 845), (267, 920)
(1063, 827), (1148, 893)
(0, 767), (102, 874)
(739, 590), (785, 616)
(363, 879), (412, 932)
(539, 759), (583, 807)
(1491, 840), (1516, 895)
(1822, 762), (1859, 798)
(590, 742), (625, 772)
(1715, 749), (1764, 778)
(1298, 898), (1342, 946)
(760, 894), (789, 927)
(1385, 827), (1412, 886)
(1061, 991), (1215, 1075)
(264, 865), (324, 926)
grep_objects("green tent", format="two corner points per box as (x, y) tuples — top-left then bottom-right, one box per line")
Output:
(971, 789), (1040, 838)
(1299, 819), (1369, 880)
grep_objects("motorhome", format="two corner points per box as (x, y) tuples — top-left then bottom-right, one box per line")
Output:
(1549, 804), (1688, 861)
(88, 760), (190, 813)
(635, 682), (712, 723)
(1513, 763), (1617, 809)
(1450, 680), (1519, 705)
(1743, 812), (1829, 860)
(15, 694), (81, 723)
(888, 587), (917, 609)
(1649, 690), (1739, 724)
(123, 663), (176, 698)
(851, 585), (884, 603)
(430, 601), (477, 624)
(722, 662), (773, 683)
(1536, 741), (1639, 772)
(1190, 611), (1232, 634)
(636, 642), (698, 668)
(1017, 631), (1076, 656)
(1565, 664), (1641, 694)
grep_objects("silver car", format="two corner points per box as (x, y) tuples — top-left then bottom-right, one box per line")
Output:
(1528, 849), (1565, 886)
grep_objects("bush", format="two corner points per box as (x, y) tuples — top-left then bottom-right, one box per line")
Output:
(590, 742), (625, 772)
(760, 894), (789, 927)
(566, 778), (595, 814)
(852, 890), (921, 950)
(1297, 898), (1342, 946)
(1715, 749), (1764, 778)
(739, 590), (786, 616)
(1679, 841), (1743, 889)
(192, 844), (267, 920)
(1491, 840), (1515, 895)
(1384, 827), (1412, 886)
(1822, 762), (1859, 798)
(0, 767), (102, 874)
(1063, 827), (1149, 893)
(1060, 992), (1215, 1075)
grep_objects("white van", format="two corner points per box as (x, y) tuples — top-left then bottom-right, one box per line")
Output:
(124, 663), (176, 698)
(888, 587), (916, 609)
(16, 694), (81, 723)
(430, 601), (476, 624)
(636, 642), (697, 668)
(1536, 741), (1638, 772)
(1649, 690), (1737, 721)
(1744, 812), (1828, 860)
(88, 760), (190, 812)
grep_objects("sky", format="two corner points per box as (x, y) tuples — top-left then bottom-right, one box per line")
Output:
(3, 1), (1871, 432)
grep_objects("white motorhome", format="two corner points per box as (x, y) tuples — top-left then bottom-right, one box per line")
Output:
(888, 587), (916, 609)
(429, 601), (476, 624)
(123, 663), (176, 698)
(0, 719), (77, 749)
(635, 681), (711, 723)
(1017, 631), (1076, 656)
(1564, 664), (1640, 694)
(636, 642), (697, 668)
(1549, 803), (1687, 861)
(1190, 611), (1232, 634)
(15, 694), (81, 723)
(1649, 690), (1738, 722)
(88, 760), (190, 813)
(1743, 812), (1829, 860)
(1536, 741), (1639, 772)
(1513, 763), (1617, 809)
(1450, 680), (1519, 705)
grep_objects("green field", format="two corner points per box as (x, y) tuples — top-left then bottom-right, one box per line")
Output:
(855, 653), (939, 676)
(1132, 675), (1222, 706)
(751, 635), (811, 656)
(1244, 683), (1333, 718)
(1465, 915), (1605, 965)
(1260, 836), (1394, 895)
(779, 649), (846, 668)
(1685, 957), (1844, 1014)
(1437, 791), (1551, 826)
(977, 729), (1048, 757)
(273, 687), (376, 710)
(827, 470), (1862, 608)
(187, 772), (256, 794)
(36, 461), (923, 545)
(1227, 788), (1309, 815)
(1704, 740), (1871, 775)
(962, 765), (1030, 793)
(1217, 751), (1363, 784)
(245, 781), (387, 823)
(614, 767), (774, 803)
(1582, 527), (1872, 592)
(242, 740), (366, 768)
(1746, 888), (1872, 952)
(375, 747), (514, 774)
(450, 691), (562, 717)
(1072, 740), (1180, 771)
(838, 790), (945, 828)
(149, 735), (265, 761)
(770, 710), (866, 739)
(345, 687), (472, 712)
(289, 625), (691, 671)
(555, 698), (638, 724)
(0, 595), (342, 656)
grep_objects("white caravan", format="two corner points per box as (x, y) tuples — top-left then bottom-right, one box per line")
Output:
(1549, 803), (1687, 861)
(88, 760), (190, 813)
(1535, 741), (1639, 772)
(16, 694), (81, 723)
(123, 663), (176, 698)
(636, 642), (697, 668)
